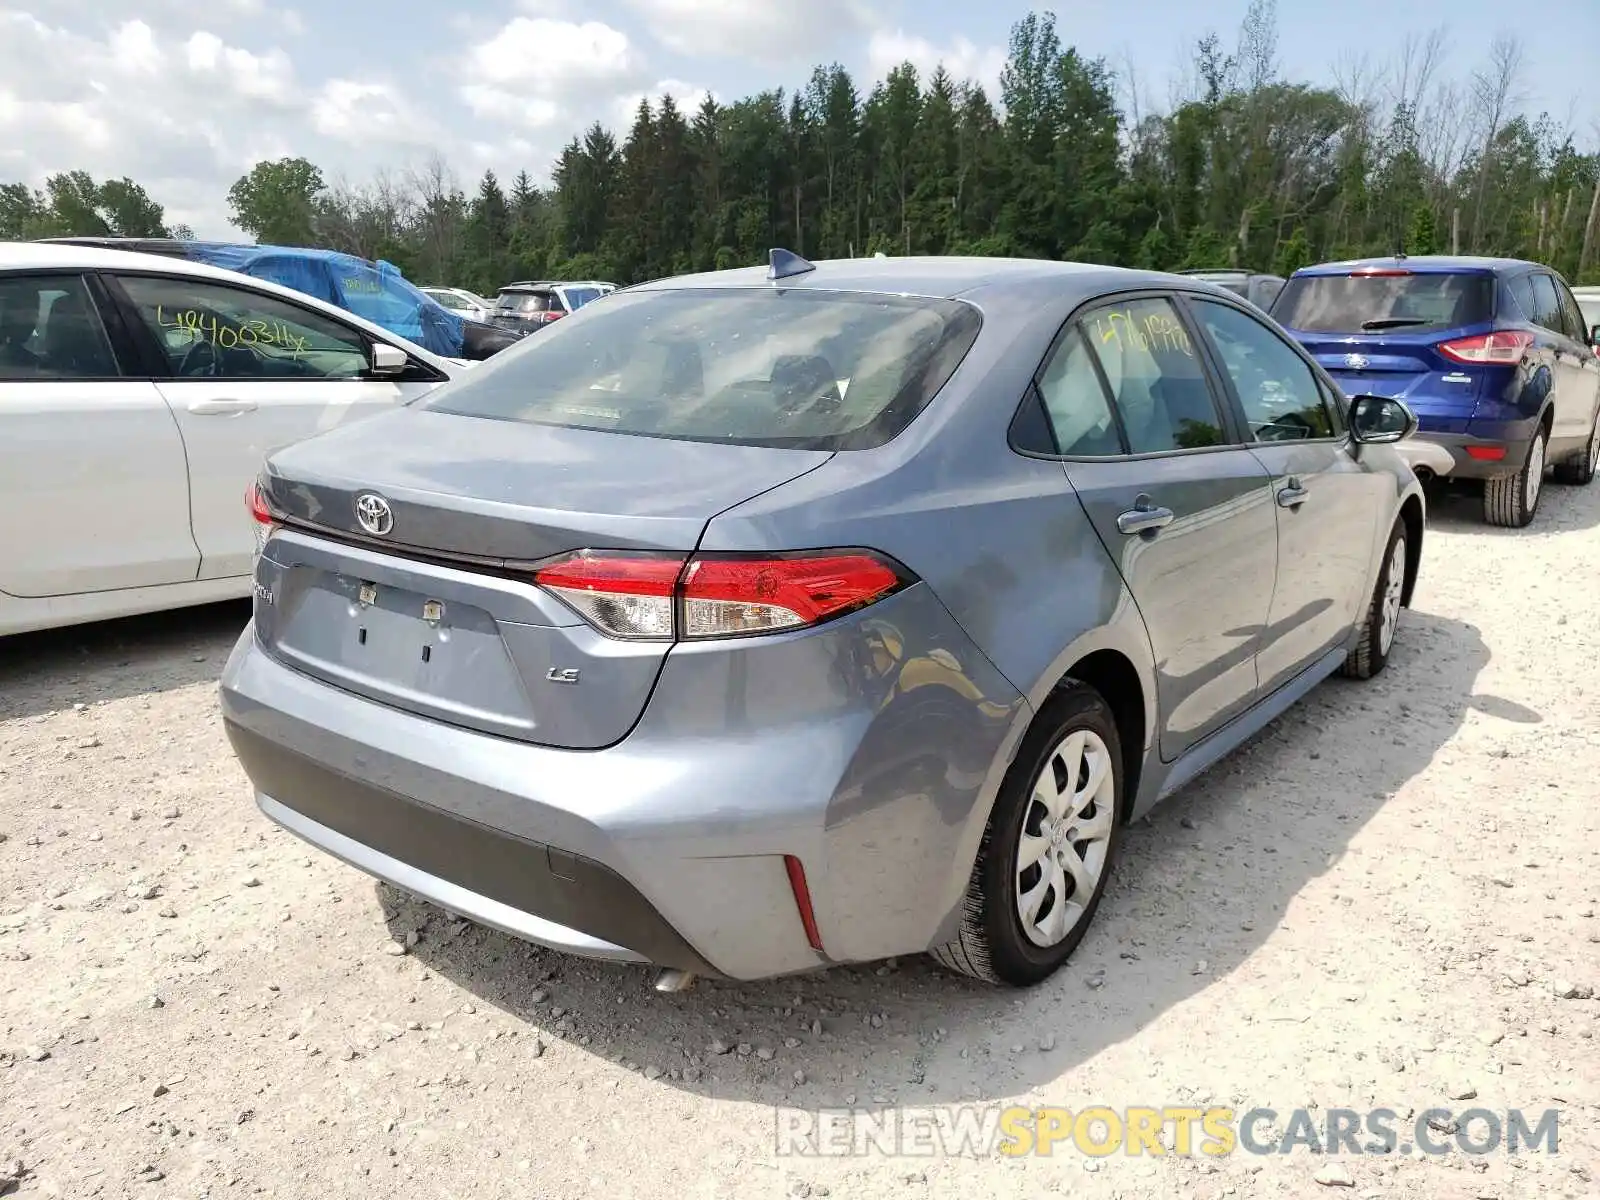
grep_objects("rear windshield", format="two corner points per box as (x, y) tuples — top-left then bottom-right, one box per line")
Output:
(1275, 271), (1495, 333)
(421, 288), (982, 450)
(496, 291), (552, 313)
(562, 286), (602, 310)
(1186, 273), (1250, 299)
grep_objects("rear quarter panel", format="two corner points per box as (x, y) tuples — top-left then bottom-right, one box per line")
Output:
(700, 278), (1159, 947)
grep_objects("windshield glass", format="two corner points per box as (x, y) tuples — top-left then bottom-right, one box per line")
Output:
(1275, 271), (1495, 333)
(422, 287), (981, 450)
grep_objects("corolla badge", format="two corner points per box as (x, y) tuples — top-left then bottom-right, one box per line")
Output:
(354, 492), (394, 536)
(1345, 353), (1370, 370)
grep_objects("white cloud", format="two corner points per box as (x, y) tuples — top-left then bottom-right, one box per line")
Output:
(611, 79), (715, 128)
(867, 30), (1007, 96)
(0, 10), (413, 235)
(312, 80), (437, 146)
(470, 18), (636, 88)
(618, 0), (879, 62)
(182, 30), (295, 102)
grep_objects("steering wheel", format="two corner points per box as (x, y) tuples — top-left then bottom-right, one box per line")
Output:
(1254, 411), (1315, 441)
(177, 339), (220, 378)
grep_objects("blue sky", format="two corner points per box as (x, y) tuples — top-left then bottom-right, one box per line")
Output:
(2, 0), (1594, 236)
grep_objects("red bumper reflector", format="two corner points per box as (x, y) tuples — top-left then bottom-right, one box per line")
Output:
(1465, 445), (1507, 462)
(784, 855), (824, 952)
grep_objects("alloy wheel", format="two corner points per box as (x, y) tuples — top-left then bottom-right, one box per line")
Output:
(1015, 729), (1115, 948)
(1379, 537), (1406, 656)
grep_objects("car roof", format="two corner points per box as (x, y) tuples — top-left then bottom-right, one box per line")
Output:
(1293, 254), (1539, 277)
(627, 255), (1216, 302)
(0, 240), (455, 370)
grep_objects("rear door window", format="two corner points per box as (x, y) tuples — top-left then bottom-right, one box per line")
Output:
(1274, 271), (1495, 333)
(424, 287), (981, 451)
(0, 274), (119, 380)
(1033, 326), (1123, 457)
(1078, 297), (1227, 453)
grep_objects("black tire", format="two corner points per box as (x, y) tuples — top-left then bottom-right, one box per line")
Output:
(1552, 412), (1600, 486)
(1341, 516), (1407, 680)
(1483, 425), (1547, 527)
(930, 682), (1123, 986)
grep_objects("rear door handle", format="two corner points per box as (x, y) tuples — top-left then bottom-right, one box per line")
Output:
(1116, 497), (1176, 535)
(187, 397), (258, 415)
(1277, 478), (1309, 508)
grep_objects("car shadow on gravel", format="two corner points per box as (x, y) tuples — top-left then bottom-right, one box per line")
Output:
(0, 600), (248, 720)
(384, 606), (1504, 1108)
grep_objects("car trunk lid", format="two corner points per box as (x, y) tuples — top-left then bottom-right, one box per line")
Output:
(254, 407), (832, 748)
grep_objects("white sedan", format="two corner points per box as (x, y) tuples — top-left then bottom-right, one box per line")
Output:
(0, 242), (466, 637)
(420, 286), (494, 323)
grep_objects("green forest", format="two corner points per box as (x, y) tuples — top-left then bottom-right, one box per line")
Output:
(5, 6), (1600, 293)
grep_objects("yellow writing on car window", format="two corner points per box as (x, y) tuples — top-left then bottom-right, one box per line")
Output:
(342, 276), (383, 294)
(154, 306), (309, 360)
(1092, 308), (1194, 358)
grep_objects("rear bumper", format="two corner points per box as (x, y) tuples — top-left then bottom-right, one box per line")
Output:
(233, 732), (713, 973)
(219, 584), (1025, 981)
(1407, 426), (1535, 480)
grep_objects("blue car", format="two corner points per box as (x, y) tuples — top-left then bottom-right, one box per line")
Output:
(41, 237), (520, 362)
(1273, 256), (1600, 526)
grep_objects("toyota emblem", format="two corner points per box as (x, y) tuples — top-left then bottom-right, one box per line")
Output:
(354, 492), (394, 536)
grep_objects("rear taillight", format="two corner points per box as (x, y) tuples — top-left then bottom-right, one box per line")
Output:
(532, 549), (910, 641)
(246, 480), (277, 558)
(1438, 330), (1534, 364)
(533, 551), (682, 640)
(1350, 268), (1413, 277)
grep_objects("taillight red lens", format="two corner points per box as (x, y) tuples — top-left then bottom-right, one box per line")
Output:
(531, 550), (908, 641)
(682, 554), (903, 638)
(246, 480), (272, 525)
(1438, 330), (1534, 364)
(246, 480), (277, 557)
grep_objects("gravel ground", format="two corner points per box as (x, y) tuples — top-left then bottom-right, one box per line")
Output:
(3, 481), (1599, 1200)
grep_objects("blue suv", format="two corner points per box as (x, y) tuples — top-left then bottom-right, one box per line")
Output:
(1273, 256), (1600, 526)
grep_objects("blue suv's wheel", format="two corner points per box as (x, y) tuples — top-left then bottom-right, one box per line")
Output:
(1484, 426), (1546, 527)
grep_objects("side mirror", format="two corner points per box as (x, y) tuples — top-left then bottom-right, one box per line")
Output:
(369, 342), (408, 378)
(1349, 394), (1417, 444)
(1590, 323), (1600, 349)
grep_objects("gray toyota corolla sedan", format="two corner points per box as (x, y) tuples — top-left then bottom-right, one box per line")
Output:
(222, 252), (1425, 989)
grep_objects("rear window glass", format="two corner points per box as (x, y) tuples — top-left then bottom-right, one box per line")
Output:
(421, 288), (982, 450)
(1187, 273), (1251, 299)
(496, 291), (552, 314)
(563, 287), (602, 309)
(1274, 271), (1494, 333)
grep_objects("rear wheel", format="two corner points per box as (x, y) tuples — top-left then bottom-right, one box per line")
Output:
(1552, 411), (1600, 486)
(930, 683), (1122, 986)
(1483, 425), (1546, 527)
(1341, 517), (1406, 680)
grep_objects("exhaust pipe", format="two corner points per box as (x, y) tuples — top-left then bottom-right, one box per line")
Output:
(1412, 466), (1434, 484)
(653, 968), (696, 993)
